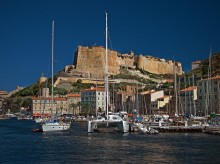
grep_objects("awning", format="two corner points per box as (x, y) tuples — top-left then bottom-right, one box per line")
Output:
(33, 113), (50, 117)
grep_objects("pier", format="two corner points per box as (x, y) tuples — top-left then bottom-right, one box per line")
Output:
(151, 126), (204, 133)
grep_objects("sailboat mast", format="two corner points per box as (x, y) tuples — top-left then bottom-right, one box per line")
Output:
(51, 20), (54, 114)
(105, 12), (109, 119)
(174, 61), (178, 115)
(192, 74), (196, 116)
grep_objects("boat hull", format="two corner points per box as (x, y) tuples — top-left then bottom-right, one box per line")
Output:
(42, 123), (70, 132)
(88, 120), (129, 133)
(35, 118), (43, 123)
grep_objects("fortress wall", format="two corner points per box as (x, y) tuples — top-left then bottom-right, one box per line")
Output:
(137, 55), (182, 75)
(116, 55), (134, 68)
(75, 46), (135, 77)
(74, 46), (182, 77)
(75, 46), (105, 78)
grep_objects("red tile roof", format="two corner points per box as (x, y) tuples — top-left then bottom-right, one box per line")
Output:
(67, 93), (81, 97)
(31, 97), (67, 101)
(180, 86), (197, 92)
(200, 75), (220, 81)
(81, 88), (104, 92)
(158, 95), (170, 99)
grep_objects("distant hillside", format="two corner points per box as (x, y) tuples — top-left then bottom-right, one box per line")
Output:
(187, 52), (220, 79)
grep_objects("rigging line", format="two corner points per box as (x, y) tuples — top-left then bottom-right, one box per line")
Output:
(107, 29), (113, 50)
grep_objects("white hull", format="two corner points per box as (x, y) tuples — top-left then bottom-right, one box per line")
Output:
(88, 120), (129, 133)
(138, 124), (158, 134)
(35, 118), (43, 123)
(42, 122), (71, 132)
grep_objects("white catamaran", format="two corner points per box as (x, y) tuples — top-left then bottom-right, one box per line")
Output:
(87, 13), (129, 133)
(41, 20), (71, 132)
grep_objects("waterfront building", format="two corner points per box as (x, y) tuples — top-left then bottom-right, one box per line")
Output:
(180, 86), (197, 116)
(81, 87), (105, 115)
(151, 95), (171, 114)
(114, 91), (134, 113)
(31, 96), (68, 116)
(139, 90), (164, 115)
(67, 93), (81, 115)
(112, 84), (138, 113)
(197, 76), (220, 116)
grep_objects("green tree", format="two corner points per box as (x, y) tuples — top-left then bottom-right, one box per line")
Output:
(71, 102), (78, 115)
(22, 98), (32, 108)
(81, 102), (90, 116)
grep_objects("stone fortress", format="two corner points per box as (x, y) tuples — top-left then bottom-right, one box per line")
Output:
(64, 45), (182, 79)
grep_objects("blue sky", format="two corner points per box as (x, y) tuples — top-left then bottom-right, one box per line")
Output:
(1, 0), (220, 92)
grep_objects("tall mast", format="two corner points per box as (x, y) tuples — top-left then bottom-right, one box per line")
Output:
(205, 48), (212, 116)
(174, 61), (178, 115)
(105, 12), (109, 119)
(192, 74), (196, 116)
(188, 77), (192, 115)
(51, 20), (54, 115)
(209, 48), (212, 114)
(184, 75), (186, 115)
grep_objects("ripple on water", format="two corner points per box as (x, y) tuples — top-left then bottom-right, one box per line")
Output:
(0, 120), (220, 163)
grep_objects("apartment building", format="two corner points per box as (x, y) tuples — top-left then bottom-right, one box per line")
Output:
(197, 76), (220, 116)
(180, 86), (197, 116)
(81, 87), (105, 114)
(139, 90), (164, 115)
(31, 96), (68, 116)
(67, 93), (81, 115)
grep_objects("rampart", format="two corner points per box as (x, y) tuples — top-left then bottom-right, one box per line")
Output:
(71, 46), (182, 78)
(136, 55), (182, 75)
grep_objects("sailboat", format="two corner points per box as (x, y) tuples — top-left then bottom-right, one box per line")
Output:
(35, 88), (45, 123)
(41, 20), (71, 132)
(88, 13), (129, 133)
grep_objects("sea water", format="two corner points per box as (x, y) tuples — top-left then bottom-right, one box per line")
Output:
(0, 119), (219, 163)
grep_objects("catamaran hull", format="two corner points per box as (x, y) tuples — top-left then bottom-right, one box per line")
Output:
(42, 124), (70, 132)
(88, 120), (129, 133)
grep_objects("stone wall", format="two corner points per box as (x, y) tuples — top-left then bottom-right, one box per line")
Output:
(73, 46), (182, 78)
(137, 55), (182, 75)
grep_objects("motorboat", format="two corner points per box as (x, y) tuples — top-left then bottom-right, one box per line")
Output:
(138, 123), (158, 134)
(42, 121), (71, 132)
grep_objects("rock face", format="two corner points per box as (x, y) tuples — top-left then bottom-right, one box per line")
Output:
(68, 46), (182, 78)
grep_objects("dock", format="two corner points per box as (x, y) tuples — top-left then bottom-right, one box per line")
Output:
(150, 126), (204, 133)
(203, 126), (220, 135)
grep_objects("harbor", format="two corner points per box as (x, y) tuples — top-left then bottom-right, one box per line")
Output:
(1, 118), (220, 163)
(1, 1), (220, 163)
